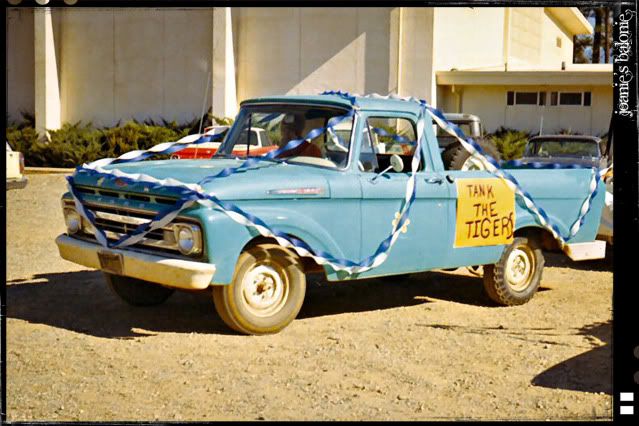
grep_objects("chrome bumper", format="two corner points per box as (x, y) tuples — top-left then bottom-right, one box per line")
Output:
(55, 234), (216, 290)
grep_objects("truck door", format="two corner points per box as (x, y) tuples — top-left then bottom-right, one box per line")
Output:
(356, 114), (452, 278)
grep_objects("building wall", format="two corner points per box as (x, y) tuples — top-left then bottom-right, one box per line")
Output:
(235, 7), (395, 102)
(508, 8), (544, 67)
(398, 7), (435, 103)
(59, 8), (213, 127)
(433, 8), (505, 72)
(440, 84), (612, 136)
(6, 8), (35, 122)
(540, 9), (575, 69)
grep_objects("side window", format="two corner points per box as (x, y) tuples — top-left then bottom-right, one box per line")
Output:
(359, 117), (419, 173)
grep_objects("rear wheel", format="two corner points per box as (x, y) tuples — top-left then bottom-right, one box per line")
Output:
(213, 244), (306, 335)
(483, 237), (544, 306)
(105, 273), (175, 306)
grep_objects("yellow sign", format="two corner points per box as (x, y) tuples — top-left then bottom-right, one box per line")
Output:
(454, 178), (515, 247)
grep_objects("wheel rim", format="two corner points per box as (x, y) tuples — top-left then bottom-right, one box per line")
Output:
(461, 156), (486, 171)
(241, 263), (289, 317)
(505, 246), (535, 291)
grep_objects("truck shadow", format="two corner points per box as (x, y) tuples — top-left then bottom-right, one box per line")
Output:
(544, 250), (613, 272)
(6, 269), (504, 338)
(299, 270), (496, 319)
(531, 320), (612, 394)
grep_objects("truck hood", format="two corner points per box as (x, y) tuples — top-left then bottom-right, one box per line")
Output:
(73, 159), (332, 200)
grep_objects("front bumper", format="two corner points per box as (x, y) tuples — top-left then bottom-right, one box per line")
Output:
(55, 234), (216, 290)
(6, 177), (28, 190)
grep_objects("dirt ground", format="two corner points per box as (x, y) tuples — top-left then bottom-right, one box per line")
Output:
(5, 174), (613, 421)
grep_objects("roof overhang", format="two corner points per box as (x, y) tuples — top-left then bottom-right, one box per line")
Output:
(546, 7), (593, 35)
(437, 70), (612, 86)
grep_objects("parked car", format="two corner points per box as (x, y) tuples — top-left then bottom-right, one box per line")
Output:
(437, 113), (501, 171)
(6, 141), (27, 190)
(172, 125), (277, 159)
(519, 135), (605, 169)
(56, 94), (607, 335)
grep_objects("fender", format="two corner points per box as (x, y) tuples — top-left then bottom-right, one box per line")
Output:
(199, 204), (347, 284)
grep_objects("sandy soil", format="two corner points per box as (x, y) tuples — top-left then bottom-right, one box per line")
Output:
(5, 174), (612, 421)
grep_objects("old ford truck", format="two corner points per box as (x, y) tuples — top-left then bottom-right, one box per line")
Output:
(56, 94), (607, 335)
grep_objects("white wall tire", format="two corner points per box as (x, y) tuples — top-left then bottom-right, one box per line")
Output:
(213, 244), (306, 335)
(483, 237), (545, 306)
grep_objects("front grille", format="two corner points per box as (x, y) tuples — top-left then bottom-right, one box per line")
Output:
(64, 199), (204, 258)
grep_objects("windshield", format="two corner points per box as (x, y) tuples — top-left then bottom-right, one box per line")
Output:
(525, 139), (600, 158)
(216, 104), (354, 169)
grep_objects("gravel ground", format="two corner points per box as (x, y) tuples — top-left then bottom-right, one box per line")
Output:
(5, 174), (613, 421)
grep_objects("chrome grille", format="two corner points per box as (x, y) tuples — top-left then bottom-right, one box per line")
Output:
(63, 199), (202, 257)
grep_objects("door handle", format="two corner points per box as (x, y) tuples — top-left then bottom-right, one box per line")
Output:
(425, 177), (443, 184)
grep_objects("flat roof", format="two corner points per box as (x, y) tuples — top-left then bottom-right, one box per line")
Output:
(437, 70), (612, 86)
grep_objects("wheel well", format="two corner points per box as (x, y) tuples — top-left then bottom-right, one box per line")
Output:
(515, 226), (560, 252)
(241, 235), (325, 274)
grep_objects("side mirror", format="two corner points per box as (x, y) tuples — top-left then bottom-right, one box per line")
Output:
(390, 154), (404, 173)
(371, 154), (404, 182)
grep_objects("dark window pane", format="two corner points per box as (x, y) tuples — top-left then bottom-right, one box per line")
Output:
(539, 92), (546, 106)
(559, 92), (582, 105)
(515, 92), (538, 105)
(507, 91), (514, 105)
(550, 92), (558, 105)
(583, 91), (592, 106)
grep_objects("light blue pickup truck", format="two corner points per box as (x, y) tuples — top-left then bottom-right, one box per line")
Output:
(56, 94), (607, 335)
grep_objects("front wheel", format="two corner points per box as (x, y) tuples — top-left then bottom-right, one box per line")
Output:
(482, 237), (544, 306)
(213, 244), (306, 335)
(105, 273), (175, 306)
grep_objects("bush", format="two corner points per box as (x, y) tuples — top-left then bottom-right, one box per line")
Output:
(5, 115), (233, 168)
(486, 127), (531, 161)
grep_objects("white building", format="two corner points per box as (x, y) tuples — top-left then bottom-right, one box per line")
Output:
(6, 6), (612, 136)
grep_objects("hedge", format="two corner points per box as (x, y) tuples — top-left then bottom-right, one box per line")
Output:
(6, 113), (232, 168)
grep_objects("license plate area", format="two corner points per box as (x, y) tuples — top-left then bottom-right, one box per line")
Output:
(98, 250), (123, 275)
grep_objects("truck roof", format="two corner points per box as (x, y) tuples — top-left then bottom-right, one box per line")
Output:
(241, 94), (425, 115)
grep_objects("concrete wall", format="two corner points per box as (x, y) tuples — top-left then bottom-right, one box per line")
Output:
(540, 9), (575, 68)
(508, 8), (543, 68)
(433, 8), (505, 72)
(6, 8), (35, 122)
(235, 7), (395, 101)
(398, 8), (435, 103)
(59, 8), (213, 127)
(440, 84), (612, 136)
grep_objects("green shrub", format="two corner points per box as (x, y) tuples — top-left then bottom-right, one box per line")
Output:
(5, 115), (233, 167)
(487, 127), (531, 161)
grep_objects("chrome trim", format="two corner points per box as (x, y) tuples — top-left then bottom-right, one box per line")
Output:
(94, 210), (152, 226)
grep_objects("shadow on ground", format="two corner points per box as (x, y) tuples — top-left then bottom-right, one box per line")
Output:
(532, 320), (612, 395)
(544, 249), (614, 273)
(6, 269), (498, 338)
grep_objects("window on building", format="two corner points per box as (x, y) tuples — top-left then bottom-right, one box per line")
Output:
(556, 37), (562, 48)
(515, 92), (538, 105)
(550, 92), (558, 106)
(559, 92), (583, 105)
(583, 91), (592, 106)
(538, 92), (546, 106)
(507, 91), (514, 106)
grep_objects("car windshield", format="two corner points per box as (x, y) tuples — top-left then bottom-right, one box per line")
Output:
(525, 139), (600, 158)
(215, 104), (354, 169)
(437, 122), (473, 138)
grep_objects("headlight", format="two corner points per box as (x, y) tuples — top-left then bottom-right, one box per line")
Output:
(174, 224), (202, 256)
(63, 208), (82, 234)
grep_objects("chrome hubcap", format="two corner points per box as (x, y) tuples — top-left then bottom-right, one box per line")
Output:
(241, 264), (288, 317)
(505, 247), (533, 291)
